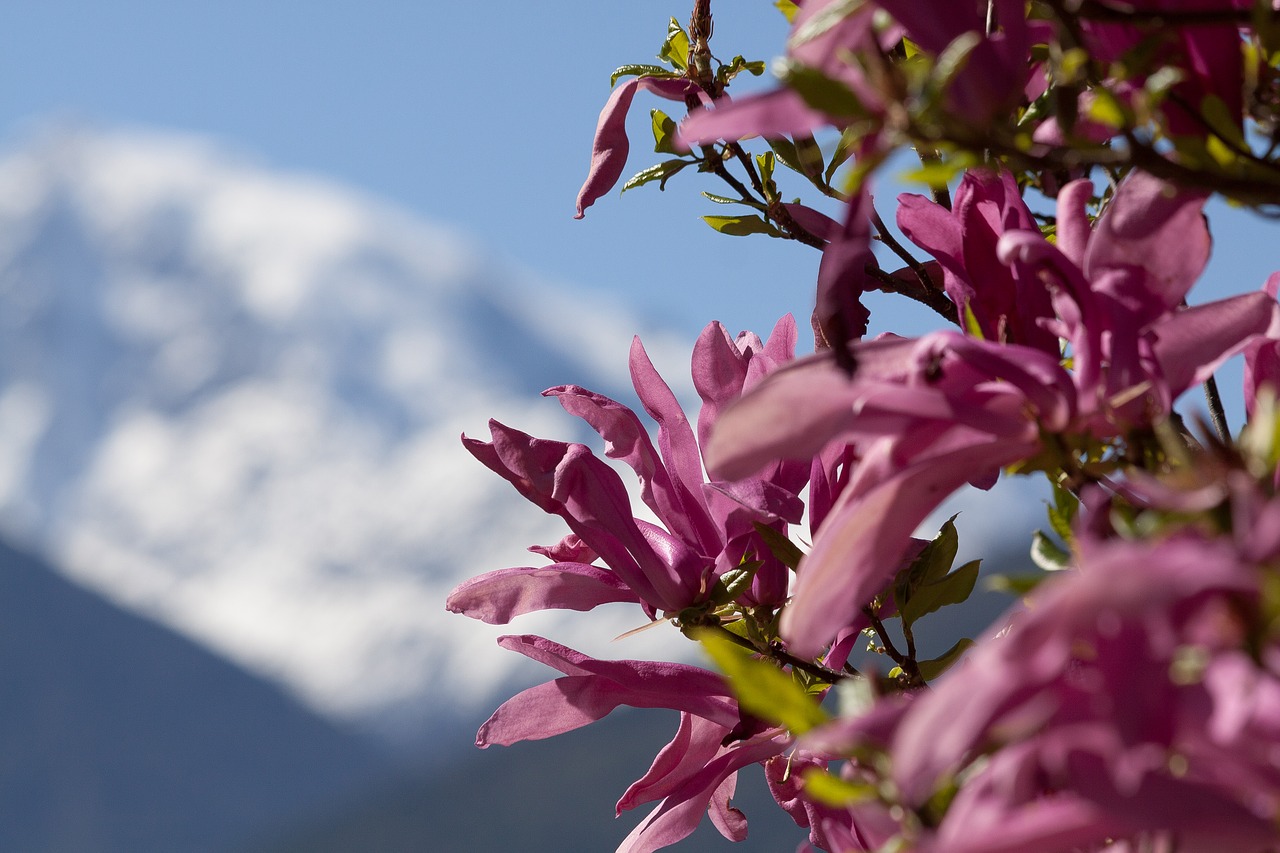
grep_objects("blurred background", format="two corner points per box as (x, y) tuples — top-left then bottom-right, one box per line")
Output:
(0, 2), (1273, 851)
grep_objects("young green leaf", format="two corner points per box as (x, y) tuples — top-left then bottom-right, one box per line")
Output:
(917, 637), (975, 681)
(701, 191), (748, 205)
(899, 560), (981, 627)
(1030, 530), (1072, 571)
(752, 521), (806, 571)
(800, 767), (876, 806)
(697, 629), (829, 735)
(622, 159), (692, 193)
(659, 17), (690, 70)
(711, 561), (762, 605)
(702, 214), (788, 238)
(718, 55), (767, 87)
(774, 0), (800, 23)
(756, 150), (776, 188)
(650, 109), (679, 154)
(611, 64), (679, 87)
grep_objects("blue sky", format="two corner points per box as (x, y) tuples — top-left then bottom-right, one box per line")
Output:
(0, 0), (1274, 421)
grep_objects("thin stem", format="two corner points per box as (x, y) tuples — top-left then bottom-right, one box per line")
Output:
(863, 608), (926, 689)
(914, 147), (953, 210)
(1073, 0), (1265, 25)
(1203, 374), (1231, 445)
(864, 263), (959, 326)
(870, 205), (937, 293)
(704, 623), (851, 685)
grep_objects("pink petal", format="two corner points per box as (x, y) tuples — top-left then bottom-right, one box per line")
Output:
(575, 76), (699, 219)
(815, 187), (876, 352)
(705, 355), (860, 482)
(476, 635), (738, 747)
(445, 563), (640, 624)
(680, 88), (830, 146)
(1150, 291), (1280, 397)
(1085, 170), (1210, 312)
(616, 735), (785, 853)
(782, 433), (1036, 657)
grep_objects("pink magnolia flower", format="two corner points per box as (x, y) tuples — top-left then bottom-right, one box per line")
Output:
(897, 169), (1057, 352)
(681, 0), (1036, 148)
(1078, 0), (1246, 138)
(706, 169), (1280, 657)
(448, 317), (808, 625)
(615, 712), (790, 853)
(891, 534), (1280, 852)
(476, 635), (794, 852)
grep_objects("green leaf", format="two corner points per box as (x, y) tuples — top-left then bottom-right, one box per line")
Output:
(779, 61), (870, 118)
(659, 17), (690, 70)
(622, 159), (692, 193)
(697, 629), (829, 735)
(917, 637), (974, 681)
(1030, 530), (1072, 571)
(985, 573), (1048, 597)
(1046, 479), (1079, 544)
(611, 64), (679, 87)
(752, 521), (805, 570)
(650, 109), (679, 154)
(824, 127), (859, 185)
(702, 214), (787, 238)
(701, 191), (746, 205)
(774, 0), (800, 23)
(894, 515), (960, 599)
(711, 561), (761, 605)
(898, 151), (978, 192)
(900, 560), (981, 627)
(718, 55), (767, 87)
(800, 767), (876, 806)
(769, 138), (804, 175)
(756, 150), (776, 187)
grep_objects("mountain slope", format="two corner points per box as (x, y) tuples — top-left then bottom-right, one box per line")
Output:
(0, 536), (396, 853)
(0, 124), (691, 748)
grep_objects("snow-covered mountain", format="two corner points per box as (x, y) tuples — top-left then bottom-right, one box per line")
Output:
(0, 124), (693, 746)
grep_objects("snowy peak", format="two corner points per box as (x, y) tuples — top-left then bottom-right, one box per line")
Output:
(0, 124), (688, 745)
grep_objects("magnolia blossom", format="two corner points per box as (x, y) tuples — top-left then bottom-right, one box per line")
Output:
(448, 316), (808, 625)
(449, 318), (824, 849)
(707, 169), (1280, 656)
(681, 0), (1036, 148)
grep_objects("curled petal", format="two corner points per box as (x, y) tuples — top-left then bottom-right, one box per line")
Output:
(575, 76), (701, 219)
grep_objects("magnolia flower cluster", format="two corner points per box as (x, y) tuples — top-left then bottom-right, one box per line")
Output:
(450, 1), (1280, 851)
